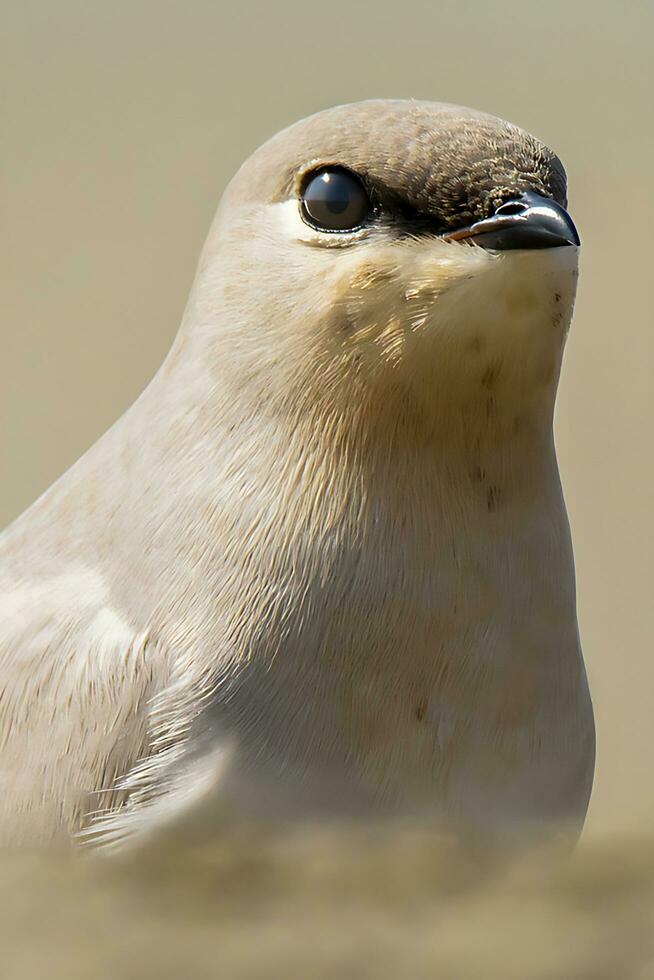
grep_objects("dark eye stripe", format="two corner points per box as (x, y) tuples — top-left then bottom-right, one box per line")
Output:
(300, 167), (372, 232)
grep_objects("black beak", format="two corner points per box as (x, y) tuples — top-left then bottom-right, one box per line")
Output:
(441, 191), (580, 250)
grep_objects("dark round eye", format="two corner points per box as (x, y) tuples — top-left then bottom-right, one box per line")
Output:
(300, 167), (371, 232)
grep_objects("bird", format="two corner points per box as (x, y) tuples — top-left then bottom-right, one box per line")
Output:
(0, 100), (595, 849)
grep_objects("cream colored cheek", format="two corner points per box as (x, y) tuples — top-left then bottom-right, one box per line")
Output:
(329, 245), (486, 330)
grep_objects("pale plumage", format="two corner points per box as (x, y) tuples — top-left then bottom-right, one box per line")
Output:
(0, 100), (594, 848)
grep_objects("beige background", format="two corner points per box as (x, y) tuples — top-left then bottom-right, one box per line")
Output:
(2, 0), (652, 836)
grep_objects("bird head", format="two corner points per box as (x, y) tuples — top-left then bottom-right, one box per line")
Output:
(182, 101), (580, 449)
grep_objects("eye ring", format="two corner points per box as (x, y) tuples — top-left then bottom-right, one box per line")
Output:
(300, 166), (372, 233)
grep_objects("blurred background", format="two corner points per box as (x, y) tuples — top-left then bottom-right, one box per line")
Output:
(2, 2), (653, 973)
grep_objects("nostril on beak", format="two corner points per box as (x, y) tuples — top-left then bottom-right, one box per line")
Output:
(494, 200), (528, 216)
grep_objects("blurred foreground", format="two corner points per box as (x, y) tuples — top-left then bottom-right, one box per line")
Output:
(4, 825), (654, 979)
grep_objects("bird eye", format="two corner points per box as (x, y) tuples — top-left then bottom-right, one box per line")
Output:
(300, 167), (371, 232)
